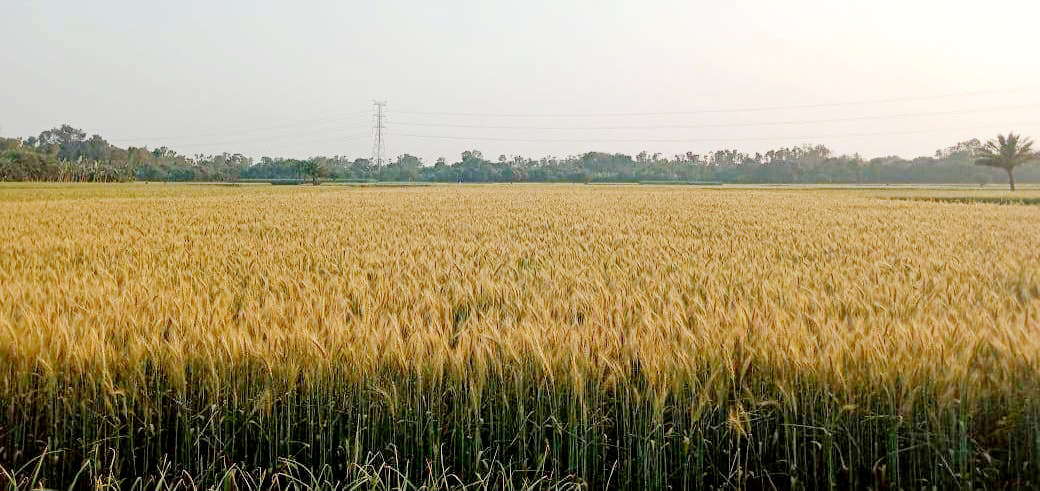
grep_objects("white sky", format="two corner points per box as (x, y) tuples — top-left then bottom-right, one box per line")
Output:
(3, 0), (1040, 162)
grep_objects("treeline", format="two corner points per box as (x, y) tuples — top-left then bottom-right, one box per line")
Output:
(0, 125), (249, 182)
(3, 124), (1039, 184)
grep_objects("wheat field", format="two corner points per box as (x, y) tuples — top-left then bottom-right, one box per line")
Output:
(1, 183), (1039, 489)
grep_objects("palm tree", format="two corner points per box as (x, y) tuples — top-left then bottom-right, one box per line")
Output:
(975, 133), (1035, 191)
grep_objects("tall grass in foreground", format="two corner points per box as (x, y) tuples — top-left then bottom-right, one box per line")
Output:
(4, 366), (1039, 489)
(1, 185), (1039, 489)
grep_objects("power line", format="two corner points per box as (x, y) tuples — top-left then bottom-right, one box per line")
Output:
(176, 134), (372, 157)
(386, 102), (1040, 131)
(389, 120), (1040, 144)
(241, 133), (372, 150)
(111, 110), (372, 142)
(143, 123), (374, 148)
(393, 85), (1040, 118)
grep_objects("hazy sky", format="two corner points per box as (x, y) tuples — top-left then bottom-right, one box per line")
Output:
(3, 0), (1040, 162)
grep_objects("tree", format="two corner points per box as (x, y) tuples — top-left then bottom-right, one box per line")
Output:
(35, 125), (87, 161)
(350, 158), (372, 179)
(393, 154), (422, 181)
(299, 159), (325, 185)
(0, 147), (58, 180)
(0, 137), (21, 151)
(974, 133), (1036, 191)
(458, 150), (488, 182)
(936, 138), (982, 160)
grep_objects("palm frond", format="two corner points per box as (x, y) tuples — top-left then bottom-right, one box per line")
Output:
(974, 132), (1035, 170)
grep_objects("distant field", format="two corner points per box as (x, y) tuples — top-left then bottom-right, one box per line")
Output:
(2, 180), (1038, 201)
(1, 183), (1038, 489)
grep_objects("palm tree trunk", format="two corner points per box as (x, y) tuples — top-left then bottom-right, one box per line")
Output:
(1007, 167), (1016, 191)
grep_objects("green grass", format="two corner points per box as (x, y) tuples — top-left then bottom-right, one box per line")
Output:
(638, 180), (723, 185)
(890, 196), (1040, 205)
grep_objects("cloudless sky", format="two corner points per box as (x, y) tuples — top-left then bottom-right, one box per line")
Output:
(3, 0), (1040, 162)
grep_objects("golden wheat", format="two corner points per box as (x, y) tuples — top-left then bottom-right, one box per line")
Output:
(1, 183), (1038, 489)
